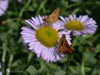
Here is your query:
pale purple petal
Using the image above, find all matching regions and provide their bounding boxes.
[25,20,37,29]
[0,0,8,16]
[79,15,89,23]
[69,15,75,20]
[59,16,67,22]
[73,31,81,35]
[52,20,64,31]
[17,0,22,3]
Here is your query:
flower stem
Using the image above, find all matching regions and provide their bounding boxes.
[81,52,85,75]
[17,0,32,22]
[90,55,100,75]
[6,54,14,75]
[23,52,34,72]
[1,43,7,74]
[35,0,47,15]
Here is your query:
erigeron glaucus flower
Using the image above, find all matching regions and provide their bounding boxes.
[0,72,2,75]
[17,0,22,3]
[0,0,8,16]
[21,16,71,62]
[0,63,2,75]
[60,15,97,36]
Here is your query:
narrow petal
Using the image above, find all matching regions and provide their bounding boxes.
[59,16,67,22]
[0,0,8,16]
[52,21,64,31]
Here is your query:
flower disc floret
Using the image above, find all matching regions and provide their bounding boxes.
[36,25,59,47]
[65,20,84,30]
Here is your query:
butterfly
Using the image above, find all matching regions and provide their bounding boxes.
[43,8,60,24]
[58,34,73,54]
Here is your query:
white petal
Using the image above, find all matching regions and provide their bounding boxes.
[52,21,64,30]
[21,32,35,37]
[59,30,71,38]
[28,41,37,50]
[80,15,89,23]
[65,17,69,22]
[33,42,44,56]
[25,20,37,29]
[73,15,76,20]
[58,31,71,45]
[73,31,81,35]
[0,72,2,75]
[38,15,44,24]
[69,15,74,20]
[59,16,67,23]
[77,15,82,21]
[0,0,8,16]
[21,27,35,33]
[84,19,96,25]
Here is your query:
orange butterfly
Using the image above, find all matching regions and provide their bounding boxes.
[43,8,60,24]
[58,34,73,54]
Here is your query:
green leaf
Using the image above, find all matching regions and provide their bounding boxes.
[95,44,100,53]
[55,69,66,75]
[26,65,38,75]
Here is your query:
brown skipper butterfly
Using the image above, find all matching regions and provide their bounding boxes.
[58,34,73,54]
[43,8,60,24]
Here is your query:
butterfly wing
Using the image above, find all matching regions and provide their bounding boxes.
[58,34,73,54]
[43,8,60,24]
[64,39,73,54]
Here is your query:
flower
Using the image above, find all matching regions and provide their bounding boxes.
[0,72,2,75]
[0,63,2,75]
[60,15,97,36]
[0,62,1,68]
[17,0,22,3]
[0,0,8,16]
[21,16,71,62]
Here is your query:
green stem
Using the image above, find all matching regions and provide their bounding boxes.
[23,52,34,72]
[38,61,45,73]
[94,34,100,42]
[6,54,14,75]
[66,55,71,73]
[1,43,7,74]
[17,0,32,22]
[67,4,80,9]
[91,57,100,75]
[81,52,85,75]
[35,0,47,15]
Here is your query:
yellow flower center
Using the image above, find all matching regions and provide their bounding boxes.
[36,25,59,47]
[65,20,84,30]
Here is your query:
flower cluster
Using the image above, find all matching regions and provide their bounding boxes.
[21,9,97,62]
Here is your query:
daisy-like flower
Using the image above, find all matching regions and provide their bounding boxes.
[17,0,22,3]
[0,0,8,16]
[0,63,2,75]
[60,15,97,36]
[0,72,2,75]
[21,16,71,62]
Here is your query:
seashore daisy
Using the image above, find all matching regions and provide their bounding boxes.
[21,16,71,62]
[0,72,2,75]
[0,63,2,75]
[0,0,8,16]
[60,15,97,36]
[17,0,22,3]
